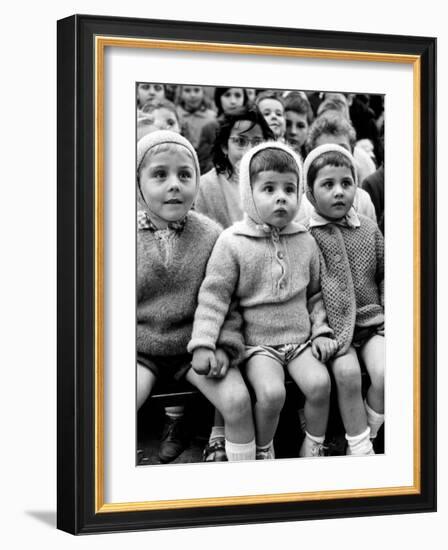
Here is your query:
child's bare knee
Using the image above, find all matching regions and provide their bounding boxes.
[333,361,361,394]
[306,372,331,403]
[221,387,252,424]
[256,384,286,413]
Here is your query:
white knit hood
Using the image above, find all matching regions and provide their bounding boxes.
[238,140,304,225]
[303,143,358,212]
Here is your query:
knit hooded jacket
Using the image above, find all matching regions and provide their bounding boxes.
[303,144,384,356]
[188,141,333,353]
[137,130,244,363]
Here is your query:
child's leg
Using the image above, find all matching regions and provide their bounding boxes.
[330,348,374,455]
[245,355,286,449]
[185,367,255,461]
[137,362,157,410]
[330,347,367,436]
[287,347,331,457]
[360,334,384,414]
[360,334,385,438]
[287,347,331,438]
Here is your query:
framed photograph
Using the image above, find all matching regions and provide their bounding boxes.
[57,14,436,534]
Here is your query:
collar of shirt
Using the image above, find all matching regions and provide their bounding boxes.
[309,207,361,229]
[137,210,187,233]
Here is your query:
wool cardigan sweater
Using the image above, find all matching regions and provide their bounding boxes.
[137,207,244,363]
[309,216,384,356]
[303,143,384,356]
[189,140,332,353]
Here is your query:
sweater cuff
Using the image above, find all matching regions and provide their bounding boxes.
[310,325,334,341]
[187,338,216,354]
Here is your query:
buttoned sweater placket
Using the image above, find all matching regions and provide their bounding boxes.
[270,230,287,295]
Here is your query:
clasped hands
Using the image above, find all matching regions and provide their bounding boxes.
[191,347,230,378]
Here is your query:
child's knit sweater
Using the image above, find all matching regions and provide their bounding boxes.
[137,210,243,362]
[310,214,384,356]
[188,217,333,351]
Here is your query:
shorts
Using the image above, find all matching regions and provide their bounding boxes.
[352,326,384,349]
[244,341,310,368]
[137,352,192,382]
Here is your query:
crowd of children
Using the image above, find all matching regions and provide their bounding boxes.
[136,83,385,465]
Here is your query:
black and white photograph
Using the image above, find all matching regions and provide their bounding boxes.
[135,82,385,466]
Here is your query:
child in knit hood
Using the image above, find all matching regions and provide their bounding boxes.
[189,141,338,459]
[137,130,256,463]
[304,143,385,456]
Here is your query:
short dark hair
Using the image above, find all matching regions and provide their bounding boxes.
[284,93,314,125]
[250,147,300,182]
[214,87,249,116]
[213,106,275,176]
[306,150,356,190]
[306,111,357,153]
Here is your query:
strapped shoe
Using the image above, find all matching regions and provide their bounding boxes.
[203,437,227,462]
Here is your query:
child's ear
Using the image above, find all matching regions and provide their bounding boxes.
[221,143,228,155]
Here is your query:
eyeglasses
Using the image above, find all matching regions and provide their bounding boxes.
[228,136,264,148]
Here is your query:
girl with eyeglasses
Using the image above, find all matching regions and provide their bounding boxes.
[195,106,274,230]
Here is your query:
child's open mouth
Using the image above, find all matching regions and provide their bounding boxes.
[165,199,183,204]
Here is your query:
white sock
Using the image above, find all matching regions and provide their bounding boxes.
[256,440,275,459]
[225,439,256,461]
[346,427,375,456]
[209,426,225,442]
[364,399,384,439]
[299,431,325,457]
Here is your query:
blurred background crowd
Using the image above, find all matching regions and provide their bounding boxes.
[136,83,384,233]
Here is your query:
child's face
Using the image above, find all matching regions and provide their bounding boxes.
[314,132,351,152]
[220,88,245,115]
[137,108,180,141]
[258,98,286,139]
[312,164,356,220]
[181,86,204,110]
[137,83,165,107]
[252,170,298,229]
[285,111,309,151]
[224,121,264,171]
[139,147,196,227]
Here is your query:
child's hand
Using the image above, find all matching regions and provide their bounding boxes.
[209,348,230,379]
[191,347,216,375]
[311,337,338,363]
[376,323,385,337]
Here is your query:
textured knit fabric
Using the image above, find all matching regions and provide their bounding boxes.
[310,214,384,356]
[195,168,243,229]
[137,209,244,363]
[188,217,333,350]
[176,105,217,149]
[189,141,331,353]
[137,130,200,183]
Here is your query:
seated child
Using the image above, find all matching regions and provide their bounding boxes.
[189,141,337,459]
[303,143,385,456]
[137,130,256,463]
